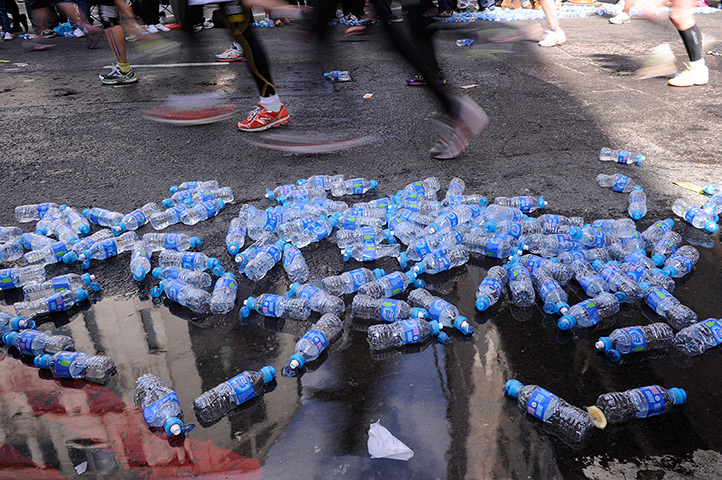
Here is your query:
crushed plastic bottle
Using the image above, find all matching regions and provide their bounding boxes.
[320,267,385,296]
[210,273,237,315]
[226,217,247,255]
[130,244,152,281]
[593,385,686,424]
[398,177,441,200]
[158,250,219,273]
[3,329,74,355]
[282,313,343,377]
[180,199,225,226]
[193,366,275,424]
[591,261,642,303]
[672,199,719,233]
[156,279,212,314]
[152,266,212,289]
[400,229,464,264]
[80,231,138,264]
[150,204,188,230]
[619,262,675,292]
[599,147,644,165]
[15,203,60,223]
[170,180,219,194]
[351,295,427,322]
[23,273,96,301]
[277,186,327,205]
[20,232,55,251]
[330,178,378,197]
[570,259,609,297]
[650,231,682,267]
[463,231,520,259]
[23,240,74,266]
[241,294,311,321]
[596,323,675,363]
[288,283,345,314]
[297,174,345,190]
[83,207,124,228]
[343,243,401,263]
[367,318,448,351]
[14,289,89,319]
[607,243,655,270]
[557,292,620,330]
[505,260,535,307]
[142,233,202,252]
[493,195,546,213]
[531,268,569,314]
[428,204,477,234]
[662,245,699,278]
[134,373,193,436]
[335,226,394,249]
[35,350,116,384]
[556,248,610,265]
[522,233,582,258]
[672,318,722,356]
[518,254,574,285]
[407,288,472,334]
[113,203,162,234]
[640,219,675,245]
[324,70,352,82]
[639,282,697,330]
[596,174,639,193]
[357,270,419,299]
[475,266,508,312]
[190,187,235,206]
[412,245,469,275]
[0,239,24,263]
[282,243,309,284]
[244,240,285,281]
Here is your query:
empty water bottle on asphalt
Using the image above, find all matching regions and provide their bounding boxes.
[535,214,585,233]
[159,250,219,273]
[428,204,476,234]
[591,261,642,303]
[506,260,536,307]
[607,243,654,270]
[640,218,675,245]
[34,350,116,384]
[475,266,508,312]
[0,240,24,263]
[412,245,469,275]
[288,283,345,314]
[336,226,394,249]
[531,268,569,314]
[662,245,699,278]
[401,229,464,264]
[464,231,519,259]
[114,203,162,234]
[163,188,201,207]
[190,187,235,206]
[639,282,697,330]
[518,254,573,285]
[142,232,202,252]
[3,329,74,355]
[650,231,682,266]
[456,38,475,46]
[571,259,609,297]
[672,318,722,356]
[596,323,675,363]
[277,186,327,205]
[130,244,152,281]
[155,279,212,313]
[351,295,426,322]
[150,204,188,230]
[628,187,647,220]
[324,70,351,82]
[386,216,423,245]
[83,207,124,228]
[14,289,89,319]
[0,312,35,334]
[226,217,247,255]
[398,177,441,200]
[523,233,582,258]
[241,294,311,321]
[244,240,285,281]
[81,231,138,263]
[23,273,96,301]
[193,366,275,424]
[287,218,337,249]
[152,266,212,289]
[181,199,225,226]
[330,178,378,197]
[357,270,419,299]
[592,385,686,424]
[703,194,722,216]
[599,147,644,165]
[596,174,639,193]
[591,218,637,238]
[367,318,448,351]
[321,267,385,296]
[557,292,620,330]
[209,273,237,315]
[619,262,675,292]
[283,313,343,377]
[282,243,309,284]
[24,240,74,266]
[297,174,345,190]
[344,243,401,263]
[557,248,610,265]
[672,199,719,233]
[407,288,472,334]
[134,374,193,436]
[15,203,60,223]
[20,232,55,251]
[493,195,546,213]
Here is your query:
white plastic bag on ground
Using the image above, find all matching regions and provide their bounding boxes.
[367,420,414,461]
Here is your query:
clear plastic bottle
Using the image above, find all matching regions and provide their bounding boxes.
[113,203,162,234]
[662,245,699,278]
[628,187,647,220]
[428,204,476,234]
[619,263,675,293]
[407,287,472,334]
[158,250,218,273]
[485,219,538,239]
[401,229,464,264]
[570,226,614,249]
[650,231,683,266]
[210,273,238,315]
[286,218,337,249]
[456,38,475,46]
[522,234,582,258]
[61,207,91,236]
[639,282,697,330]
[335,226,394,249]
[357,270,419,299]
[282,313,344,377]
[531,268,569,314]
[226,217,247,255]
[594,386,686,424]
[142,233,202,252]
[134,374,193,436]
[193,366,275,424]
[475,266,508,312]
[596,323,675,362]
[155,279,212,313]
[703,194,722,216]
[506,260,535,307]
[504,379,597,444]
[265,184,297,202]
[63,230,114,265]
[463,231,519,259]
[82,207,124,228]
[83,231,139,262]
[591,218,638,238]
[599,147,644,165]
[244,240,285,281]
[386,216,422,245]
[641,219,675,245]
[442,194,488,208]
[190,187,235,206]
[557,292,619,330]
[412,245,468,275]
[34,351,116,384]
[23,240,74,265]
[170,180,218,194]
[672,199,719,233]
[277,186,327,205]
[0,265,47,290]
[282,243,309,284]
[163,188,202,207]
[607,243,655,270]
[277,215,322,241]
[591,261,642,303]
[343,243,401,263]
[14,289,89,319]
[130,243,152,281]
[0,312,35,334]
[297,174,345,190]
[23,273,95,301]
[324,70,352,82]
[330,178,378,197]
[399,177,441,199]
[482,204,525,229]
[367,318,447,351]
[241,294,311,321]
[152,266,212,289]
[596,173,639,192]
[321,267,385,296]
[351,295,426,322]
[493,195,546,213]
[445,177,466,197]
[20,232,55,250]
[518,254,573,285]
[557,248,610,265]
[288,283,345,314]
[150,204,188,230]
[15,203,60,223]
[0,226,22,243]
[0,240,24,263]
[534,214,584,233]
[2,329,75,355]
[672,318,722,356]
[180,199,226,226]
[570,259,609,297]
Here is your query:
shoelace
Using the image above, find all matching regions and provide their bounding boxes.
[245,106,264,120]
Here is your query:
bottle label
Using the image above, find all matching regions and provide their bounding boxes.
[100,239,118,258]
[556,234,575,252]
[431,252,451,272]
[361,244,377,262]
[684,207,704,225]
[351,179,364,195]
[88,208,102,224]
[202,201,217,218]
[360,227,377,246]
[658,240,677,255]
[178,191,193,202]
[428,298,450,320]
[181,252,197,270]
[539,280,560,299]
[51,275,72,292]
[37,203,52,218]
[50,242,69,259]
[414,238,432,259]
[453,231,464,244]
[166,281,183,302]
[311,223,329,242]
[131,210,147,226]
[623,326,646,352]
[565,251,586,262]
[349,269,368,290]
[263,212,278,231]
[312,177,326,189]
[646,288,671,310]
[509,265,529,280]
[398,210,413,222]
[0,269,18,289]
[704,319,722,345]
[264,244,283,263]
[590,229,606,248]
[671,255,694,274]
[343,216,358,230]
[165,233,180,250]
[449,182,463,194]
[617,150,630,163]
[639,386,666,416]
[282,247,301,269]
[380,300,400,322]
[411,182,425,195]
[164,267,181,280]
[624,251,647,266]
[227,226,244,237]
[228,373,255,405]
[261,295,280,316]
[447,194,461,206]
[579,299,599,323]
[47,293,67,312]
[525,256,545,271]
[373,198,390,210]
[186,181,199,190]
[518,197,532,212]
[623,264,645,283]
[17,329,42,354]
[612,174,630,192]
[600,264,624,284]
[578,275,602,294]
[142,391,179,425]
[297,216,314,229]
[654,220,671,235]
[198,191,214,203]
[507,222,523,239]
[445,211,460,228]
[544,215,560,229]
[527,387,556,422]
[302,329,327,352]
[387,273,406,296]
[299,285,321,300]
[401,319,422,344]
[485,236,503,258]
[481,278,503,297]
[53,351,79,378]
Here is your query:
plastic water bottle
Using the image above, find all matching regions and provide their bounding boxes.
[335,226,394,249]
[504,379,597,444]
[607,243,654,270]
[455,38,475,46]
[506,260,535,307]
[158,250,219,273]
[531,268,569,314]
[628,187,647,220]
[343,243,401,263]
[412,245,469,275]
[244,240,285,281]
[534,214,584,233]
[485,219,538,238]
[180,199,225,226]
[84,231,139,262]
[557,292,619,330]
[386,216,423,245]
[650,231,682,266]
[210,273,237,315]
[170,180,218,194]
[321,267,385,295]
[324,70,352,82]
[401,230,464,264]
[672,199,719,233]
[596,323,675,362]
[367,318,447,351]
[163,188,202,207]
[493,196,546,213]
[619,262,675,293]
[357,270,419,299]
[83,207,124,228]
[20,232,55,251]
[351,295,426,322]
[287,218,337,249]
[593,385,686,424]
[297,174,345,190]
[703,194,722,216]
[483,204,525,229]
[14,289,89,319]
[193,366,276,424]
[265,184,297,201]
[190,187,235,206]
[234,231,278,268]
[277,186,327,205]
[329,178,377,197]
[0,240,24,263]
[282,314,343,377]
[523,233,582,258]
[445,177,466,197]
[442,194,488,208]
[150,204,188,230]
[130,244,152,281]
[226,217,247,255]
[392,207,438,228]
[113,203,162,234]
[306,198,349,216]
[463,231,519,259]
[152,266,212,289]
[0,312,35,334]
[641,219,675,245]
[639,282,697,330]
[282,243,309,284]
[570,226,613,249]
[662,245,699,278]
[399,177,441,199]
[596,174,639,193]
[557,248,610,265]
[672,318,722,356]
[428,205,476,234]
[15,203,60,223]
[34,350,116,384]
[277,215,322,241]
[0,265,46,290]
[571,259,609,297]
[591,218,638,238]
[408,288,472,334]
[61,207,91,236]
[475,266,508,312]
[157,279,212,313]
[141,233,201,252]
[63,230,113,263]
[288,283,345,314]
[591,261,642,303]
[518,254,573,285]
[23,241,74,265]
[23,273,95,301]
[241,294,311,321]
[620,231,647,252]
[599,147,644,165]
[134,374,193,436]
[3,329,75,355]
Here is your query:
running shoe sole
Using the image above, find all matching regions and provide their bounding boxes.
[237,115,291,132]
[215,57,246,62]
[142,105,237,125]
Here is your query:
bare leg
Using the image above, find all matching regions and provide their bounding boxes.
[537,0,565,46]
[105,25,127,63]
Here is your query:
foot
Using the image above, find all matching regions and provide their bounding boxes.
[73,27,86,37]
[609,11,630,24]
[100,64,138,85]
[215,44,246,62]
[155,23,171,32]
[539,28,566,47]
[3,32,13,41]
[668,63,709,87]
[635,43,677,79]
[431,95,490,159]
[146,24,158,33]
[237,103,291,132]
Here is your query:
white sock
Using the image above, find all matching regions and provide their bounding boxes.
[260,94,281,112]
[690,59,706,70]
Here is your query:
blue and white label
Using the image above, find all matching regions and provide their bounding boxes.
[0,269,18,289]
[507,222,523,239]
[703,319,722,345]
[202,201,217,217]
[545,215,560,229]
[47,293,66,312]
[525,256,545,271]
[50,242,69,259]
[481,278,503,297]
[166,281,183,302]
[414,238,432,259]
[343,216,358,230]
[100,239,118,258]
[539,280,560,299]
[351,179,364,195]
[311,224,329,242]
[556,234,575,252]
[131,210,147,226]
[263,213,278,231]
[360,227,377,246]
[283,247,301,268]
[379,300,400,322]
[302,329,328,352]
[215,276,237,292]
[591,229,606,248]
[518,197,532,212]
[617,150,630,163]
[428,298,450,319]
[684,207,704,225]
[264,244,283,262]
[484,237,503,258]
[447,194,461,206]
[51,275,72,292]
[198,191,214,203]
[261,295,280,317]
[299,285,321,301]
[612,174,630,192]
[509,265,529,280]
[623,326,646,352]
[639,386,666,416]
[578,275,602,294]
[431,252,451,272]
[37,203,52,217]
[624,251,647,266]
[142,391,179,425]
[53,351,79,378]
[165,233,181,250]
[181,252,197,270]
[672,255,694,274]
[623,264,645,283]
[228,373,255,405]
[579,299,599,324]
[361,244,377,262]
[646,288,671,311]
[349,269,368,290]
[444,211,460,228]
[527,387,556,422]
[411,182,425,195]
[88,209,102,224]
[386,273,406,296]
[400,319,422,344]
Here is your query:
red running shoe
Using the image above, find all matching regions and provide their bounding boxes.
[237,103,291,132]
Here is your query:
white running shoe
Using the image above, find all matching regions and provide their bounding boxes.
[668,63,709,87]
[3,32,13,40]
[635,43,677,79]
[214,44,246,62]
[539,28,566,47]
[155,23,170,32]
[609,11,631,24]
[146,24,158,34]
[72,27,85,37]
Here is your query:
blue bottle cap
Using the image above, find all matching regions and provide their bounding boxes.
[428,319,440,335]
[152,267,164,279]
[410,308,427,319]
[398,252,408,269]
[190,237,202,248]
[413,263,426,274]
[428,223,440,235]
[668,387,687,405]
[651,254,665,267]
[150,287,162,298]
[34,354,52,369]
[10,317,30,330]
[504,379,524,398]
[288,282,301,297]
[568,226,582,240]
[557,315,576,330]
[635,154,644,166]
[605,349,621,364]
[239,306,250,318]
[80,273,92,285]
[164,417,184,436]
[591,259,605,271]
[342,247,352,262]
[81,260,91,270]
[663,218,674,229]
[170,185,179,194]
[537,196,546,209]
[82,208,91,218]
[596,337,612,352]
[112,223,127,235]
[556,303,569,315]
[542,302,557,315]
[36,228,47,236]
[662,266,675,277]
[368,180,379,189]
[437,331,450,344]
[80,224,91,235]
[454,316,472,334]
[296,179,307,186]
[216,199,226,210]
[475,297,490,312]
[207,257,221,269]
[162,198,173,208]
[89,282,102,292]
[384,229,396,245]
[62,252,78,264]
[228,243,240,256]
[3,331,18,345]
[479,197,489,207]
[259,365,276,383]
[75,289,89,302]
[288,353,306,370]
[222,272,236,281]
[485,220,496,233]
[282,365,299,378]
[133,268,146,281]
[704,221,719,233]
[245,296,257,310]
[631,210,644,221]
[212,265,225,276]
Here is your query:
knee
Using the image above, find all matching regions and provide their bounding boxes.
[669,9,692,29]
